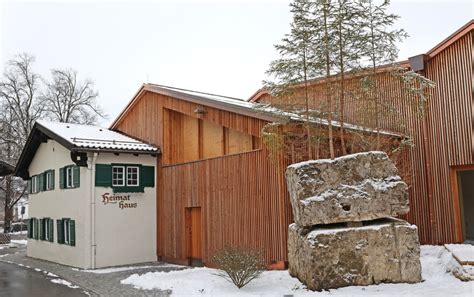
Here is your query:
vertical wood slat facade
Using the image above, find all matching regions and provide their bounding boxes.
[251,25,474,244]
[114,90,292,264]
[111,23,472,266]
[161,149,291,264]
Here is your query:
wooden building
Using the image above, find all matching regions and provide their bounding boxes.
[108,21,472,267]
[249,20,474,245]
[111,84,399,266]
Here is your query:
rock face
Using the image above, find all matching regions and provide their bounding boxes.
[286,151,409,226]
[288,218,422,291]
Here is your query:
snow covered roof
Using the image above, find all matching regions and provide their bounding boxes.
[111,83,402,137]
[36,120,158,153]
[15,120,159,179]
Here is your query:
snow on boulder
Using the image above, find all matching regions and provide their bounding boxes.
[286,151,409,226]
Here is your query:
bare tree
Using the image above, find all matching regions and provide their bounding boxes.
[42,69,106,124]
[0,53,42,232]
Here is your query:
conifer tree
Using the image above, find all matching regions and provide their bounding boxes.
[359,0,408,149]
[331,0,361,155]
[264,0,319,157]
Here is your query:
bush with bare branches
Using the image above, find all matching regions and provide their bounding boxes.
[210,246,266,289]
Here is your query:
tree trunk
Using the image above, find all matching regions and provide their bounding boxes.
[323,1,335,159]
[3,176,12,233]
[338,26,347,155]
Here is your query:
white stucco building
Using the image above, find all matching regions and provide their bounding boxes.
[15,120,159,269]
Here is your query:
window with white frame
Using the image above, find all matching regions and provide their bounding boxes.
[31,176,38,193]
[44,219,50,241]
[63,219,70,244]
[126,166,139,186]
[32,218,38,238]
[112,166,125,186]
[45,171,54,190]
[66,167,74,188]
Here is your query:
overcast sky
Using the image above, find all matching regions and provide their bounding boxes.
[1,0,472,126]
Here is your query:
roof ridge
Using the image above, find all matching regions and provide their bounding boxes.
[146,83,245,102]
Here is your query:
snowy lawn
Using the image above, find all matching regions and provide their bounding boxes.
[121,246,473,296]
[11,239,27,245]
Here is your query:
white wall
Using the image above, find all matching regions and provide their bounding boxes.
[27,139,92,269]
[27,139,157,269]
[94,153,157,268]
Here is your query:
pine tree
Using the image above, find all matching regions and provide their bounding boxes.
[331,0,361,155]
[359,0,408,149]
[263,0,319,158]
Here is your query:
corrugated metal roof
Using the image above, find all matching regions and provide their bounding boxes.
[37,120,158,152]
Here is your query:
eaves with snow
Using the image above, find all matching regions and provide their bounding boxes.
[15,120,159,179]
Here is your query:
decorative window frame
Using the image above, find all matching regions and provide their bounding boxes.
[112,166,126,186]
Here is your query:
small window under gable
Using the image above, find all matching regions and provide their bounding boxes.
[126,166,139,186]
[112,166,125,186]
[95,164,155,193]
[66,167,74,188]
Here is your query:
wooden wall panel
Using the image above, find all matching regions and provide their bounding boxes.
[202,120,224,159]
[161,149,291,265]
[228,129,253,154]
[254,30,474,244]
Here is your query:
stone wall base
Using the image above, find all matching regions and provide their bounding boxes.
[288,218,422,291]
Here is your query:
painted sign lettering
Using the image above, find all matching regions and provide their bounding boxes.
[101,193,138,209]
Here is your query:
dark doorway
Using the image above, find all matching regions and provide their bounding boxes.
[459,170,474,243]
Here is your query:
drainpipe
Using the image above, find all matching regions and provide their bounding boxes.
[89,153,98,269]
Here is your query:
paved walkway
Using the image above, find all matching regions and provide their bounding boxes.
[0,245,187,296]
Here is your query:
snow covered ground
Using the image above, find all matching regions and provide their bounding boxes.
[121,245,473,296]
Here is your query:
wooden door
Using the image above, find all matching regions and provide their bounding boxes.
[186,207,202,261]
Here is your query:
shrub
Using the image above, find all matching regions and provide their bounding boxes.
[210,246,266,289]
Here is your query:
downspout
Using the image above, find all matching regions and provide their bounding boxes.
[89,153,98,269]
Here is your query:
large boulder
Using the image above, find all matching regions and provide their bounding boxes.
[286,151,409,226]
[288,218,422,291]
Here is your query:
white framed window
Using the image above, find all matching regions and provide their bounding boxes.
[46,171,54,190]
[44,219,50,241]
[32,218,38,238]
[126,166,139,186]
[112,166,125,186]
[31,176,38,193]
[66,167,74,188]
[63,219,70,244]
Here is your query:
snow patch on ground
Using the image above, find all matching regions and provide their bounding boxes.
[51,278,80,289]
[121,246,473,296]
[11,239,27,245]
[445,244,474,263]
[47,272,59,277]
[81,264,181,274]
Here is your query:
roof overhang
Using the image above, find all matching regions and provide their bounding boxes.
[0,161,14,176]
[110,84,281,130]
[15,121,160,179]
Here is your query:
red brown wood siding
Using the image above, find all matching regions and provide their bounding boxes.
[254,29,474,244]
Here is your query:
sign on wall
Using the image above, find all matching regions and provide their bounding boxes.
[101,193,139,209]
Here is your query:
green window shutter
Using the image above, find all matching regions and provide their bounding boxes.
[27,218,32,238]
[141,166,155,187]
[50,170,55,190]
[57,219,64,244]
[34,218,39,240]
[28,180,32,194]
[49,219,54,242]
[73,166,80,188]
[38,174,44,192]
[40,219,45,240]
[59,167,65,189]
[69,220,76,246]
[95,164,112,187]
